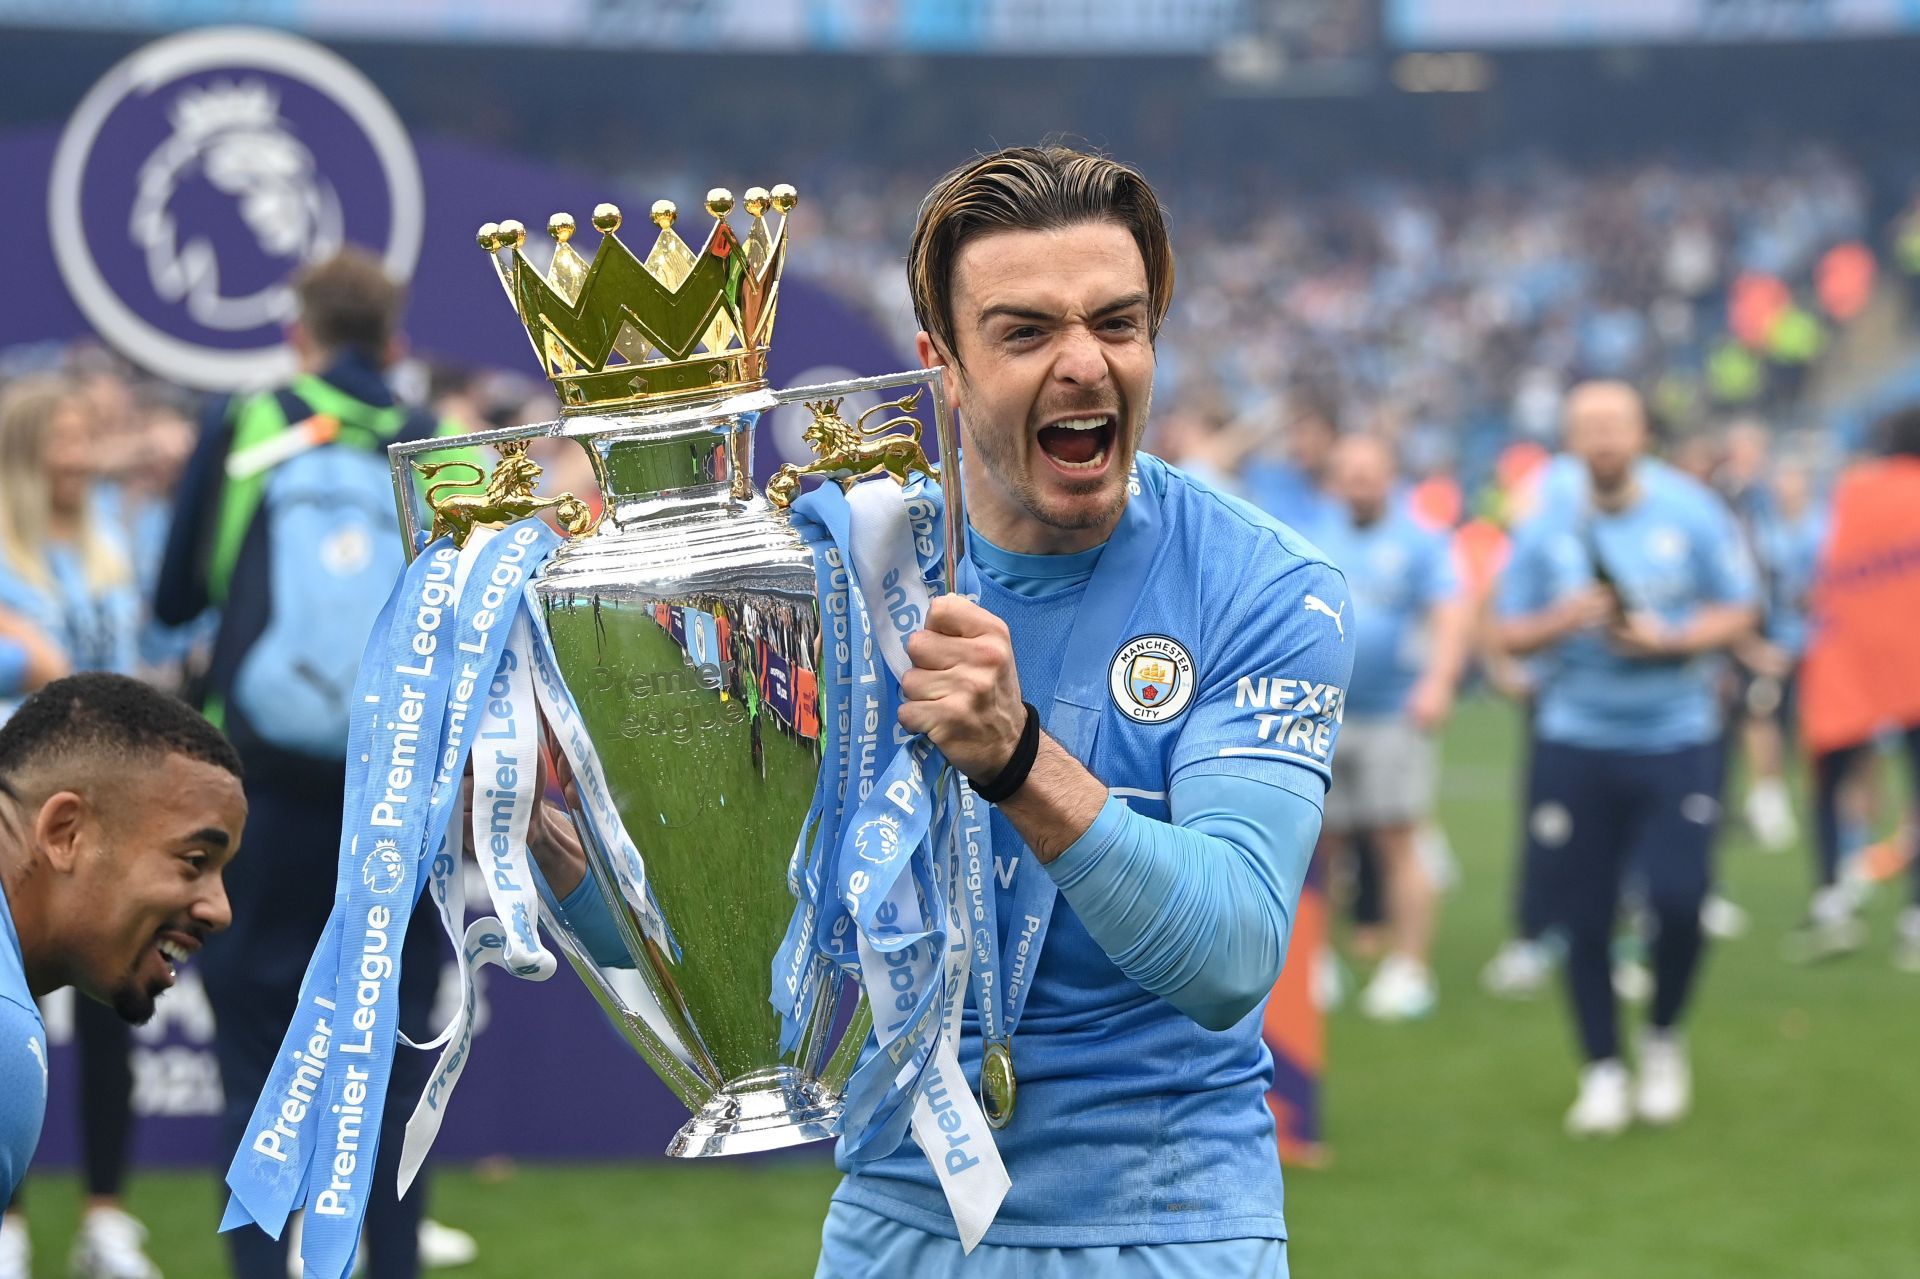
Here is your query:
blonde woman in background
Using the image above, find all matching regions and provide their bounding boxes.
[0,376,164,1279]
[0,378,141,692]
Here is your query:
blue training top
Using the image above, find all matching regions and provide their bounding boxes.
[1756,504,1827,658]
[829,453,1352,1249]
[0,538,141,709]
[0,878,48,1206]
[1498,461,1757,752]
[1316,507,1458,718]
[1240,459,1340,548]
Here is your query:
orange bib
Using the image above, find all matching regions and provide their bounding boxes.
[1800,457,1920,754]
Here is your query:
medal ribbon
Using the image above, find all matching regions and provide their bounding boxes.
[958,465,1165,1094]
[767,477,1012,1248]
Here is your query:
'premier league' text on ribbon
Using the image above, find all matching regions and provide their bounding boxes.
[225,522,564,1279]
[315,528,540,1230]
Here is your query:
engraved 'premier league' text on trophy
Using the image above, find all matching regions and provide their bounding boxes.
[388,187,965,1156]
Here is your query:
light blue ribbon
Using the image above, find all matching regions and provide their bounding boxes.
[224,521,560,1279]
[956,468,1164,1061]
[220,562,410,1241]
[768,477,955,1160]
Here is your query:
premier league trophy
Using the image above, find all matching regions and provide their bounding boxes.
[387,186,965,1157]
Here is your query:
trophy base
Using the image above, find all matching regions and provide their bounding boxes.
[667,1066,842,1158]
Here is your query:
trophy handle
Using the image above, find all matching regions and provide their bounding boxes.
[388,421,604,560]
[763,365,965,591]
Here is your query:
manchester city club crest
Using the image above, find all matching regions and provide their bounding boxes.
[1108,634,1196,724]
[48,28,422,390]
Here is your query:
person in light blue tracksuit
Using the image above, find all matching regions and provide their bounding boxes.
[532,147,1349,1279]
[1735,457,1825,857]
[1496,381,1757,1140]
[1314,434,1469,1022]
[524,149,1354,1279]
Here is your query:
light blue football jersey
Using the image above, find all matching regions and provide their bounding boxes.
[1533,451,1590,515]
[0,542,141,714]
[1,878,48,1205]
[1317,508,1457,718]
[829,452,1352,1249]
[1498,462,1756,753]
[1241,459,1340,549]
[1756,504,1827,658]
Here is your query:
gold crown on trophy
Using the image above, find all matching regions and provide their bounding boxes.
[476,184,795,413]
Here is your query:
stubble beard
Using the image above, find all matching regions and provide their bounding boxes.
[1590,461,1635,506]
[77,836,164,1025]
[108,971,159,1026]
[966,392,1146,535]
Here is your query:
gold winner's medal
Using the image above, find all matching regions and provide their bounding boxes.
[982,1040,1017,1129]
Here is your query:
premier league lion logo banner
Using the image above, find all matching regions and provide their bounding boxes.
[47,27,423,391]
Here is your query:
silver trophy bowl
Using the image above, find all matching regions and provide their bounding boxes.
[389,368,963,1156]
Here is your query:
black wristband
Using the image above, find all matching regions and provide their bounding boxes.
[968,702,1040,804]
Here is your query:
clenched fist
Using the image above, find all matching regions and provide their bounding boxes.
[897,594,1028,784]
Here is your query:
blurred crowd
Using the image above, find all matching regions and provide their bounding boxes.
[0,154,1888,688]
[0,356,204,700]
[776,145,1895,480]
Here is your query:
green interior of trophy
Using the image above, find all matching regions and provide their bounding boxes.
[542,591,822,1085]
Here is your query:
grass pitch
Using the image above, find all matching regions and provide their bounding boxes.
[17,698,1919,1277]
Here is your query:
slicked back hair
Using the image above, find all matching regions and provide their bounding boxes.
[0,673,241,800]
[907,145,1175,364]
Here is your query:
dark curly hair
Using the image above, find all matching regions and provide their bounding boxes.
[0,673,240,796]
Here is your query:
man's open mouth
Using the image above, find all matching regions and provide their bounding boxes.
[150,929,199,986]
[1036,415,1116,472]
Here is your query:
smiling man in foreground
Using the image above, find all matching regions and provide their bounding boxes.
[0,673,246,1203]
[814,146,1352,1277]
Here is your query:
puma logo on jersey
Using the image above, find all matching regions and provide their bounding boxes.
[26,1035,45,1086]
[1303,594,1345,638]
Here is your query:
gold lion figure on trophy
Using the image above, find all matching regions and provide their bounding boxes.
[416,441,599,545]
[767,391,938,509]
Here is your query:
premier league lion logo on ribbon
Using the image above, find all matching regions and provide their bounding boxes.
[360,839,406,897]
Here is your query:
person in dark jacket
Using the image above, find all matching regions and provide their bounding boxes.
[154,250,469,1279]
